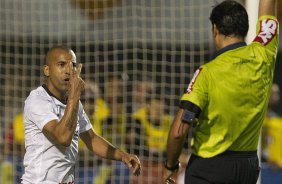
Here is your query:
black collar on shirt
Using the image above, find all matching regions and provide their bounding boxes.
[42,84,67,105]
[212,42,246,60]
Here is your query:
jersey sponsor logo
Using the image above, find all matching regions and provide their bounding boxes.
[255,19,278,45]
[186,68,202,93]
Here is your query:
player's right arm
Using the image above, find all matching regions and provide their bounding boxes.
[43,63,85,147]
[259,0,277,17]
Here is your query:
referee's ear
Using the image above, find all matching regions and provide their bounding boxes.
[43,65,50,77]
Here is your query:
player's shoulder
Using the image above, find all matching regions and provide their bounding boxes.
[25,86,51,105]
[198,62,212,74]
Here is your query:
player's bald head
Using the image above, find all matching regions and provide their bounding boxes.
[44,45,75,65]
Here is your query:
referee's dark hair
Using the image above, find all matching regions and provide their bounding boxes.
[209,0,249,39]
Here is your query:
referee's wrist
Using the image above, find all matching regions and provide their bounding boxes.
[164,160,180,172]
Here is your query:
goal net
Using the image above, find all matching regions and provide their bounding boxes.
[0,0,235,183]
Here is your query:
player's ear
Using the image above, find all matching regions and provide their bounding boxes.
[43,65,50,77]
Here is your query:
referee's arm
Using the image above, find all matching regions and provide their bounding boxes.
[259,0,277,17]
[166,100,201,166]
[165,108,190,169]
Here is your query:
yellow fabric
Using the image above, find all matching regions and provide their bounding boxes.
[13,113,25,143]
[133,107,172,152]
[79,98,126,150]
[93,165,112,184]
[92,98,126,146]
[264,117,282,166]
[79,98,109,149]
[0,161,13,184]
[180,15,279,158]
[93,98,110,136]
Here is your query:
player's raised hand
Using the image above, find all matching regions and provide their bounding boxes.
[68,62,85,97]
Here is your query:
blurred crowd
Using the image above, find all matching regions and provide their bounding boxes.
[261,83,282,183]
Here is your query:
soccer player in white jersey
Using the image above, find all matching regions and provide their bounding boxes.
[21,45,141,184]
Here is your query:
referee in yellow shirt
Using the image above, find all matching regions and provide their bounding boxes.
[164,0,279,184]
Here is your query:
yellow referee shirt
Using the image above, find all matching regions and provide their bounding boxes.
[181,15,279,158]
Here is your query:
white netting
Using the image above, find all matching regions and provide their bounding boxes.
[0,0,228,183]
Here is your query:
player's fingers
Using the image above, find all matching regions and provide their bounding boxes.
[165,177,175,184]
[68,62,74,77]
[132,162,141,176]
[132,165,140,176]
[129,155,141,166]
[123,155,140,176]
[132,155,141,165]
[130,156,141,176]
[76,63,82,76]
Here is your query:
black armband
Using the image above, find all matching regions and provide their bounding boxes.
[164,160,180,172]
[181,109,196,125]
[179,101,201,125]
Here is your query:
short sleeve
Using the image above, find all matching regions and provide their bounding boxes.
[78,102,93,134]
[24,95,58,131]
[180,67,208,110]
[254,15,279,61]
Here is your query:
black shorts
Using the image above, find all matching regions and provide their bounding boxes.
[185,151,260,184]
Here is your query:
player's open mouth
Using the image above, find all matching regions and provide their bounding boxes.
[64,78,70,82]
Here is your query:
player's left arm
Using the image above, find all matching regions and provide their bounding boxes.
[80,129,141,176]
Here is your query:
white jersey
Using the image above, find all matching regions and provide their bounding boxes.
[21,85,92,184]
